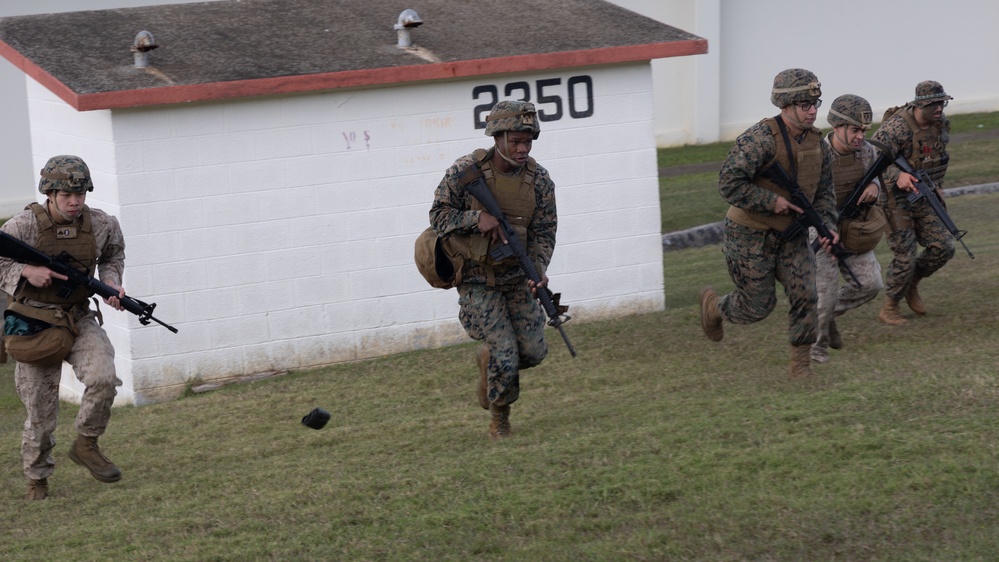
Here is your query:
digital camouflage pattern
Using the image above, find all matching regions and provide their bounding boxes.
[484,100,541,139]
[0,201,125,481]
[827,94,873,130]
[458,281,547,406]
[810,135,885,361]
[720,220,817,345]
[38,155,94,194]
[429,148,557,406]
[429,151,556,287]
[884,209,955,301]
[717,122,837,228]
[770,68,821,108]
[912,80,952,106]
[715,117,836,346]
[871,101,954,302]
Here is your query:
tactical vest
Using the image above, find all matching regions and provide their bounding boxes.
[900,107,949,183]
[831,149,866,207]
[727,117,823,232]
[445,149,537,284]
[16,203,97,306]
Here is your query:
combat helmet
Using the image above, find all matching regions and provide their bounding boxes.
[827,94,873,130]
[38,155,94,194]
[771,68,822,109]
[485,100,540,139]
[912,80,952,107]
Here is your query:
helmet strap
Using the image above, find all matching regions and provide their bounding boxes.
[46,192,78,224]
[495,132,523,170]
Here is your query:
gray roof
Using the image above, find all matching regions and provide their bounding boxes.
[0,0,706,110]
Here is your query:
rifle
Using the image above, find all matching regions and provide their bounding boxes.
[0,231,178,333]
[456,165,577,357]
[890,154,974,259]
[838,142,894,220]
[761,162,861,287]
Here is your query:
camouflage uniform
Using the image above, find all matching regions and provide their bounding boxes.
[701,69,835,379]
[429,102,557,414]
[871,81,955,320]
[0,156,124,492]
[811,137,884,362]
[716,123,835,344]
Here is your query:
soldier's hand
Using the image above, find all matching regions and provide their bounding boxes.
[861,182,880,204]
[897,172,920,193]
[527,274,549,297]
[817,230,840,257]
[21,265,68,288]
[103,280,126,311]
[773,196,802,215]
[477,211,507,244]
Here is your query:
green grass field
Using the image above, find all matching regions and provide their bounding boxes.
[2,114,998,561]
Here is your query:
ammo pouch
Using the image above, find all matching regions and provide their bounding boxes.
[840,204,887,254]
[3,301,78,367]
[414,227,464,290]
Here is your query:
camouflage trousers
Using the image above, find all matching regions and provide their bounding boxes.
[884,202,955,301]
[719,219,817,346]
[14,311,120,480]
[458,280,548,407]
[813,241,883,352]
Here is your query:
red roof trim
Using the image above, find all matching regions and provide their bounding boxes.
[2,38,707,111]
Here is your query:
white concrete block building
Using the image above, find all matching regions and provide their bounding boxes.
[0,0,706,403]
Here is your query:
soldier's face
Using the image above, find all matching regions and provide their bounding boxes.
[497,131,534,163]
[918,102,945,124]
[835,125,866,151]
[49,190,86,220]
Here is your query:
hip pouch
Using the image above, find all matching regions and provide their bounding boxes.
[3,301,78,367]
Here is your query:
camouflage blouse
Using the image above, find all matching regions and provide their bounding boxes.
[429,149,557,286]
[718,119,837,228]
[0,204,125,299]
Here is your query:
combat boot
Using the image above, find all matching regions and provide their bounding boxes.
[789,345,815,379]
[489,404,511,440]
[878,297,906,326]
[828,319,843,350]
[904,276,926,316]
[69,434,122,483]
[698,287,724,341]
[25,478,48,501]
[476,345,490,410]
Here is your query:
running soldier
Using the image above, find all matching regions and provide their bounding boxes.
[1,155,127,500]
[871,81,955,324]
[811,94,887,363]
[699,68,836,378]
[429,101,557,439]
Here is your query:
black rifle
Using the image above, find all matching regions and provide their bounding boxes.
[761,162,861,287]
[457,165,577,357]
[890,154,974,259]
[838,142,894,220]
[0,231,178,332]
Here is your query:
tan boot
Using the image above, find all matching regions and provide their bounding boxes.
[488,404,511,440]
[789,345,814,379]
[69,435,122,483]
[878,297,906,325]
[828,319,843,350]
[904,276,926,316]
[25,478,48,501]
[476,345,490,410]
[698,287,724,341]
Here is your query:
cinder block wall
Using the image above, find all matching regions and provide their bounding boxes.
[30,62,664,404]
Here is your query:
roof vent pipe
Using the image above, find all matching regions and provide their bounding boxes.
[131,30,158,68]
[394,9,422,48]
